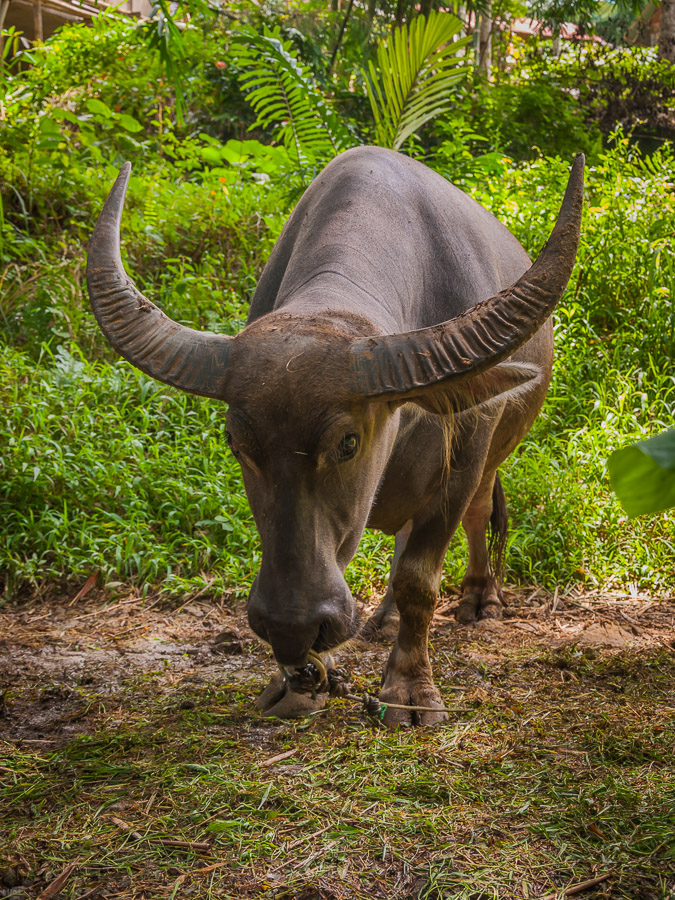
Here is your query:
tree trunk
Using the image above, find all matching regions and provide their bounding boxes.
[33,0,44,43]
[552,31,562,56]
[456,4,467,54]
[478,1,492,80]
[0,0,9,64]
[659,0,675,62]
[330,0,355,71]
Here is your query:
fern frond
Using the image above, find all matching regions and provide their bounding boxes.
[364,11,470,151]
[231,27,354,177]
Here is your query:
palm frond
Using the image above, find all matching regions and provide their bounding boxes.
[364,11,470,151]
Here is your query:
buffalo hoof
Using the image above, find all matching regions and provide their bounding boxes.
[378,680,448,729]
[360,596,400,643]
[456,588,503,625]
[254,673,328,719]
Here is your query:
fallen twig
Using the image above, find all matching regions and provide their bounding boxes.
[36,858,80,900]
[73,886,102,900]
[541,872,612,900]
[551,586,560,614]
[260,749,297,767]
[195,808,231,829]
[192,861,228,874]
[285,824,332,850]
[109,816,212,852]
[109,815,143,841]
[159,839,212,852]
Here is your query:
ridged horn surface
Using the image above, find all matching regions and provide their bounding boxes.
[349,153,585,399]
[87,162,233,399]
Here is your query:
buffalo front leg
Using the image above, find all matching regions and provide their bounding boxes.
[456,472,507,625]
[379,516,456,728]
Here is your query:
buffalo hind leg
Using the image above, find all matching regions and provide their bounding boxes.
[456,473,507,625]
[379,514,457,728]
[360,521,412,643]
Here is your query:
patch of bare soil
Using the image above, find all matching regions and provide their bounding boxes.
[0,591,257,746]
[0,584,672,746]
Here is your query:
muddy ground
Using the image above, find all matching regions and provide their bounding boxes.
[1,586,674,899]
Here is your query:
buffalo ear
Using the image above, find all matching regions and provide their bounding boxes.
[390,361,546,416]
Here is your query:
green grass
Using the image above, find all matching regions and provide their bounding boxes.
[2,630,673,899]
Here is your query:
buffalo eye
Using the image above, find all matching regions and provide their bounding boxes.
[226,431,240,459]
[337,432,360,462]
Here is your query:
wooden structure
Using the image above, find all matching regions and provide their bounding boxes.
[1,0,153,45]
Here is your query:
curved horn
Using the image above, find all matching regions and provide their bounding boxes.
[349,153,584,399]
[87,163,233,399]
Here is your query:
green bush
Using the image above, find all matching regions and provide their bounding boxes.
[453,43,675,165]
[1,14,674,599]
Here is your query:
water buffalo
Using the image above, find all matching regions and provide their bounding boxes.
[87,147,583,727]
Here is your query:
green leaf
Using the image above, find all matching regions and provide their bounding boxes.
[51,107,80,125]
[201,146,223,165]
[86,98,113,118]
[608,430,675,517]
[207,819,245,833]
[117,113,143,133]
[231,25,355,180]
[39,115,61,134]
[363,10,468,151]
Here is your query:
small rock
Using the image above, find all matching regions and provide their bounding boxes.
[476,618,505,633]
[213,629,240,643]
[1,868,20,888]
[577,622,634,649]
[211,630,244,654]
[182,606,204,618]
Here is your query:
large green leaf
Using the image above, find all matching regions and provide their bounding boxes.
[608,429,675,517]
[364,10,470,151]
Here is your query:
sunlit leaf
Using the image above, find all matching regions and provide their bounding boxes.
[86,97,113,118]
[231,25,355,180]
[117,113,143,133]
[363,10,469,150]
[608,430,675,517]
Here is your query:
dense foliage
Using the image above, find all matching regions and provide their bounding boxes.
[1,5,674,600]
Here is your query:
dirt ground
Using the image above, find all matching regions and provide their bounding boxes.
[1,586,673,746]
[1,585,674,899]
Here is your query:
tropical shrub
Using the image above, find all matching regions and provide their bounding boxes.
[455,42,675,165]
[1,11,674,599]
